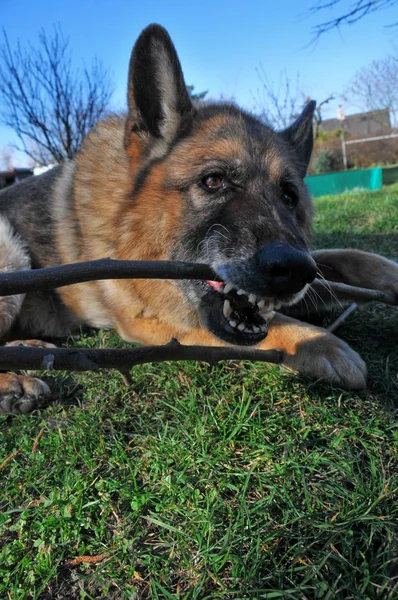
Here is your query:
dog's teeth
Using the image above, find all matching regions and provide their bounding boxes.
[224,283,234,295]
[237,289,246,296]
[248,293,256,305]
[275,301,282,309]
[259,324,267,332]
[223,299,232,318]
[263,310,276,322]
[237,322,246,331]
[252,325,260,333]
[260,302,274,315]
[257,299,265,309]
[229,319,237,328]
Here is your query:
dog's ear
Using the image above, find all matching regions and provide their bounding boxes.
[280,100,316,177]
[126,24,193,146]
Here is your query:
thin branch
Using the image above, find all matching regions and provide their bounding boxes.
[327,302,358,332]
[308,0,398,39]
[311,279,396,305]
[0,343,283,372]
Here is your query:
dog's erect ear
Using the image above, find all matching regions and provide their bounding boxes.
[280,100,316,177]
[126,24,193,144]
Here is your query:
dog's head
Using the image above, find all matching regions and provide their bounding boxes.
[123,24,317,346]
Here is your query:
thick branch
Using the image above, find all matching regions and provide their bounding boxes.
[0,259,395,307]
[0,259,220,296]
[0,344,283,372]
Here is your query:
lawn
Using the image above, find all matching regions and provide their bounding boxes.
[1,185,398,600]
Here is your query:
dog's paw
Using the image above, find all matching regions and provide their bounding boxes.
[283,333,367,389]
[0,373,51,415]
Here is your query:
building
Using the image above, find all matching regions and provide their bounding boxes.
[0,167,34,190]
[321,108,391,136]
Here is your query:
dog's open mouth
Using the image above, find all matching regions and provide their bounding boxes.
[198,280,277,346]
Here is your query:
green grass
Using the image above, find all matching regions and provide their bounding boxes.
[1,185,398,600]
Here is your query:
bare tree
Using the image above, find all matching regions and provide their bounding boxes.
[0,26,114,165]
[345,54,398,126]
[252,67,304,129]
[0,147,14,170]
[311,95,336,137]
[252,69,334,139]
[309,0,398,38]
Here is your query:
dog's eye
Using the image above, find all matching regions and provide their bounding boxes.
[282,188,298,209]
[202,174,224,191]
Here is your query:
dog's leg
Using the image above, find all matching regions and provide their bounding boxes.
[312,249,398,303]
[179,313,367,390]
[0,216,52,415]
[288,249,398,318]
[264,313,367,389]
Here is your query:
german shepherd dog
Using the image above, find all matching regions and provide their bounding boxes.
[0,24,397,414]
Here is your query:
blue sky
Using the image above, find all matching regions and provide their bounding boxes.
[1,0,397,166]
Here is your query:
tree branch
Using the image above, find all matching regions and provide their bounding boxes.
[0,259,395,307]
[309,0,398,38]
[0,343,283,372]
[0,259,220,296]
[310,279,397,305]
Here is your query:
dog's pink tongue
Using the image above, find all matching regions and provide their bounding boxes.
[206,280,224,292]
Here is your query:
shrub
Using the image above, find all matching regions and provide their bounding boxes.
[312,148,339,173]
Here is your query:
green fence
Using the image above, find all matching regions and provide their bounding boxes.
[305,167,383,198]
[382,165,398,185]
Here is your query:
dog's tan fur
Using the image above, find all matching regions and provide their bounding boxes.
[0,24,397,414]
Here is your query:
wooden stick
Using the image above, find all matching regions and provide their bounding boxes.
[327,303,358,333]
[0,342,283,372]
[0,259,394,306]
[310,280,396,306]
[0,258,219,296]
[0,445,23,471]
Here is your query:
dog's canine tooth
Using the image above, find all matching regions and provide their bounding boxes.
[224,282,234,295]
[260,302,274,315]
[248,293,256,305]
[223,299,232,318]
[263,310,276,322]
[257,299,265,309]
[252,325,260,333]
[237,322,246,331]
[237,289,246,296]
[229,319,237,328]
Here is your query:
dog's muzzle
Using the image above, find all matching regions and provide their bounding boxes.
[195,242,316,346]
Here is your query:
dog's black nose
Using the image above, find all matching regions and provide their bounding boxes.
[256,242,317,295]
